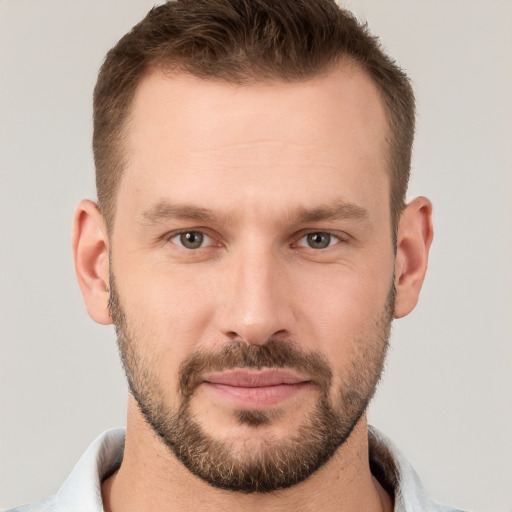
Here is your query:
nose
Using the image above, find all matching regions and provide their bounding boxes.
[216,244,294,345]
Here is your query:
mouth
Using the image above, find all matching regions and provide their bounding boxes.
[201,369,312,409]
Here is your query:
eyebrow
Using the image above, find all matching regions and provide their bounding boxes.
[294,202,369,223]
[141,202,219,224]
[140,200,369,226]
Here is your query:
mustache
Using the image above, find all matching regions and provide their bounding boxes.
[178,338,333,399]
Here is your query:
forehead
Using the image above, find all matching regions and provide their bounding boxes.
[126,62,388,154]
[118,63,390,223]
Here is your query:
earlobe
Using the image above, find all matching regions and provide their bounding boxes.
[393,197,433,319]
[72,199,112,325]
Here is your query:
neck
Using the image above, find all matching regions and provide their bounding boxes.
[102,398,392,512]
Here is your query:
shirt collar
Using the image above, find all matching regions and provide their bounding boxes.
[54,426,455,512]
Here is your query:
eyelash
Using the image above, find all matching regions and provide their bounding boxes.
[167,230,217,250]
[294,231,346,250]
[166,229,348,251]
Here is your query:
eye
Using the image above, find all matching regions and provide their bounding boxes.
[297,232,341,249]
[170,231,212,249]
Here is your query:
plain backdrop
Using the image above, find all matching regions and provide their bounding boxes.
[1,1,511,510]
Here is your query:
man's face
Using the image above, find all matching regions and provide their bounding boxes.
[108,64,395,492]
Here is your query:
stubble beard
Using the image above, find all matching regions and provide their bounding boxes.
[109,274,394,493]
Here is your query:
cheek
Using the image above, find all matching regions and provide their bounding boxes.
[113,261,219,392]
[294,261,393,364]
[117,249,214,324]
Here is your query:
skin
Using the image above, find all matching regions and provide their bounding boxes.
[73,62,432,512]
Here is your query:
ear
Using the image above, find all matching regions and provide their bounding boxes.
[72,199,112,325]
[393,196,434,319]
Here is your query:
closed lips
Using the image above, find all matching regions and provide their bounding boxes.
[203,369,310,387]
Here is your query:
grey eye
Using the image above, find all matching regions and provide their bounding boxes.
[306,232,332,249]
[174,231,206,249]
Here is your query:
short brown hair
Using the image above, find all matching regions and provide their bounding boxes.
[93,0,415,232]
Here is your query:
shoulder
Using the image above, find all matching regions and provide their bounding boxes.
[368,426,467,512]
[4,428,125,512]
[4,497,56,512]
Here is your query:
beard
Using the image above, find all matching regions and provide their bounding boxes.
[109,273,394,493]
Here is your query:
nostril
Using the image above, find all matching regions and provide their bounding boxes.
[224,329,290,346]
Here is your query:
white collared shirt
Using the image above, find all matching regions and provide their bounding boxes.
[7,426,464,512]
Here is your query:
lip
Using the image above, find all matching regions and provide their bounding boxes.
[204,369,308,387]
[201,369,311,408]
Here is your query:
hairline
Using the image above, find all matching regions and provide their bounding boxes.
[102,59,400,242]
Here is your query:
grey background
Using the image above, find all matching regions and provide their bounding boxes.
[1,1,511,510]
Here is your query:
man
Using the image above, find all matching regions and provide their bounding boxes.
[9,1,463,511]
